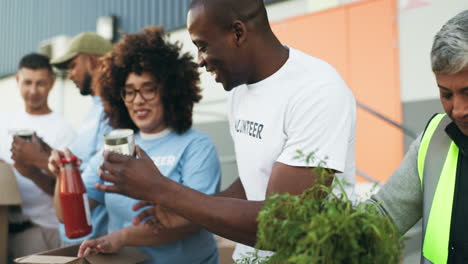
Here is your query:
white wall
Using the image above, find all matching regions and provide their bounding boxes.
[0,75,92,130]
[398,0,468,103]
[167,28,227,124]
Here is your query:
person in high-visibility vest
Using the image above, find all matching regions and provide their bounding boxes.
[368,9,468,264]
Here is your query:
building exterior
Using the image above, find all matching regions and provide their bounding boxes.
[0,0,466,262]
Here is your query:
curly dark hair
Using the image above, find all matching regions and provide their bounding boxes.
[98,26,201,134]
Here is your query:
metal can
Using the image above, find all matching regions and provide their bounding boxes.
[14,129,34,142]
[103,129,135,155]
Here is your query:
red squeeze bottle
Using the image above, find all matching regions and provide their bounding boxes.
[59,156,92,238]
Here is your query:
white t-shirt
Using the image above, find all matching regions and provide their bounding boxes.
[228,47,356,260]
[0,110,76,229]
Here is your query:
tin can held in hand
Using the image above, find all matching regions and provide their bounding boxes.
[14,129,34,142]
[104,129,135,156]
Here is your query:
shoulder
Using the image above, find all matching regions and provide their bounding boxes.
[168,130,216,158]
[285,48,351,99]
[0,110,15,125]
[176,129,213,146]
[48,111,69,123]
[44,113,76,147]
[0,110,14,138]
[288,48,342,79]
[48,112,75,132]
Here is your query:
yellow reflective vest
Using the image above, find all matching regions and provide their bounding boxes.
[418,113,459,264]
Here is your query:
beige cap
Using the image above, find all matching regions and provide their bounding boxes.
[50,32,113,69]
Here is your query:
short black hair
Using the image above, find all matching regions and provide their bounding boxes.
[18,53,53,74]
[189,0,269,32]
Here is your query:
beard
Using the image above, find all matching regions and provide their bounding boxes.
[80,74,93,96]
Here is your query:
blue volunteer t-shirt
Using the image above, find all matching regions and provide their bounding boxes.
[84,129,221,264]
[60,96,112,245]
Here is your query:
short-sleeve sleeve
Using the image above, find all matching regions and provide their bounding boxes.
[82,151,105,204]
[276,77,355,172]
[179,135,221,195]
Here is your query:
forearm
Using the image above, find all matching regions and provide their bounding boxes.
[366,138,423,234]
[122,223,201,247]
[31,152,52,173]
[155,181,262,247]
[368,177,422,234]
[27,170,55,195]
[215,178,247,200]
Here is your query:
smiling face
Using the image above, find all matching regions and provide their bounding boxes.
[187,5,247,91]
[16,68,54,114]
[123,72,167,134]
[437,68,468,135]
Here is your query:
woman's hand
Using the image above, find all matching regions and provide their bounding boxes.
[47,149,79,178]
[78,231,125,257]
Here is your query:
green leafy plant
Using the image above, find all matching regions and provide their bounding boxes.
[237,151,403,264]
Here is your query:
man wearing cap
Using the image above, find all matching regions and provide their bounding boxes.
[50,32,113,245]
[51,32,113,166]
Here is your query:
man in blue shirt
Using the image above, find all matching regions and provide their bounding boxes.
[51,32,113,167]
[50,32,113,245]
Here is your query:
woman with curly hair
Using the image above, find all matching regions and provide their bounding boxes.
[50,26,221,263]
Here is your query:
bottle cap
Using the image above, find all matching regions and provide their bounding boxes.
[60,156,78,163]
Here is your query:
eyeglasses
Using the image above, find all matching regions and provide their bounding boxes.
[120,85,158,103]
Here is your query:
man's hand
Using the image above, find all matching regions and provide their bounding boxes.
[11,135,44,166]
[96,146,171,202]
[78,231,125,257]
[132,201,193,234]
[11,133,53,172]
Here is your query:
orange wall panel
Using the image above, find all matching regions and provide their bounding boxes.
[272,7,348,81]
[271,0,402,183]
[348,0,402,183]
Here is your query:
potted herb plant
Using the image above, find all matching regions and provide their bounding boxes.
[236,151,403,264]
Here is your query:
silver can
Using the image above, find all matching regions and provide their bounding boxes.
[14,129,34,142]
[103,129,135,156]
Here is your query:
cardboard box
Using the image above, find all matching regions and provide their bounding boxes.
[0,162,22,264]
[215,235,236,264]
[15,244,148,264]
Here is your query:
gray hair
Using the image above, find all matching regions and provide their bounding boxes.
[431,10,468,74]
